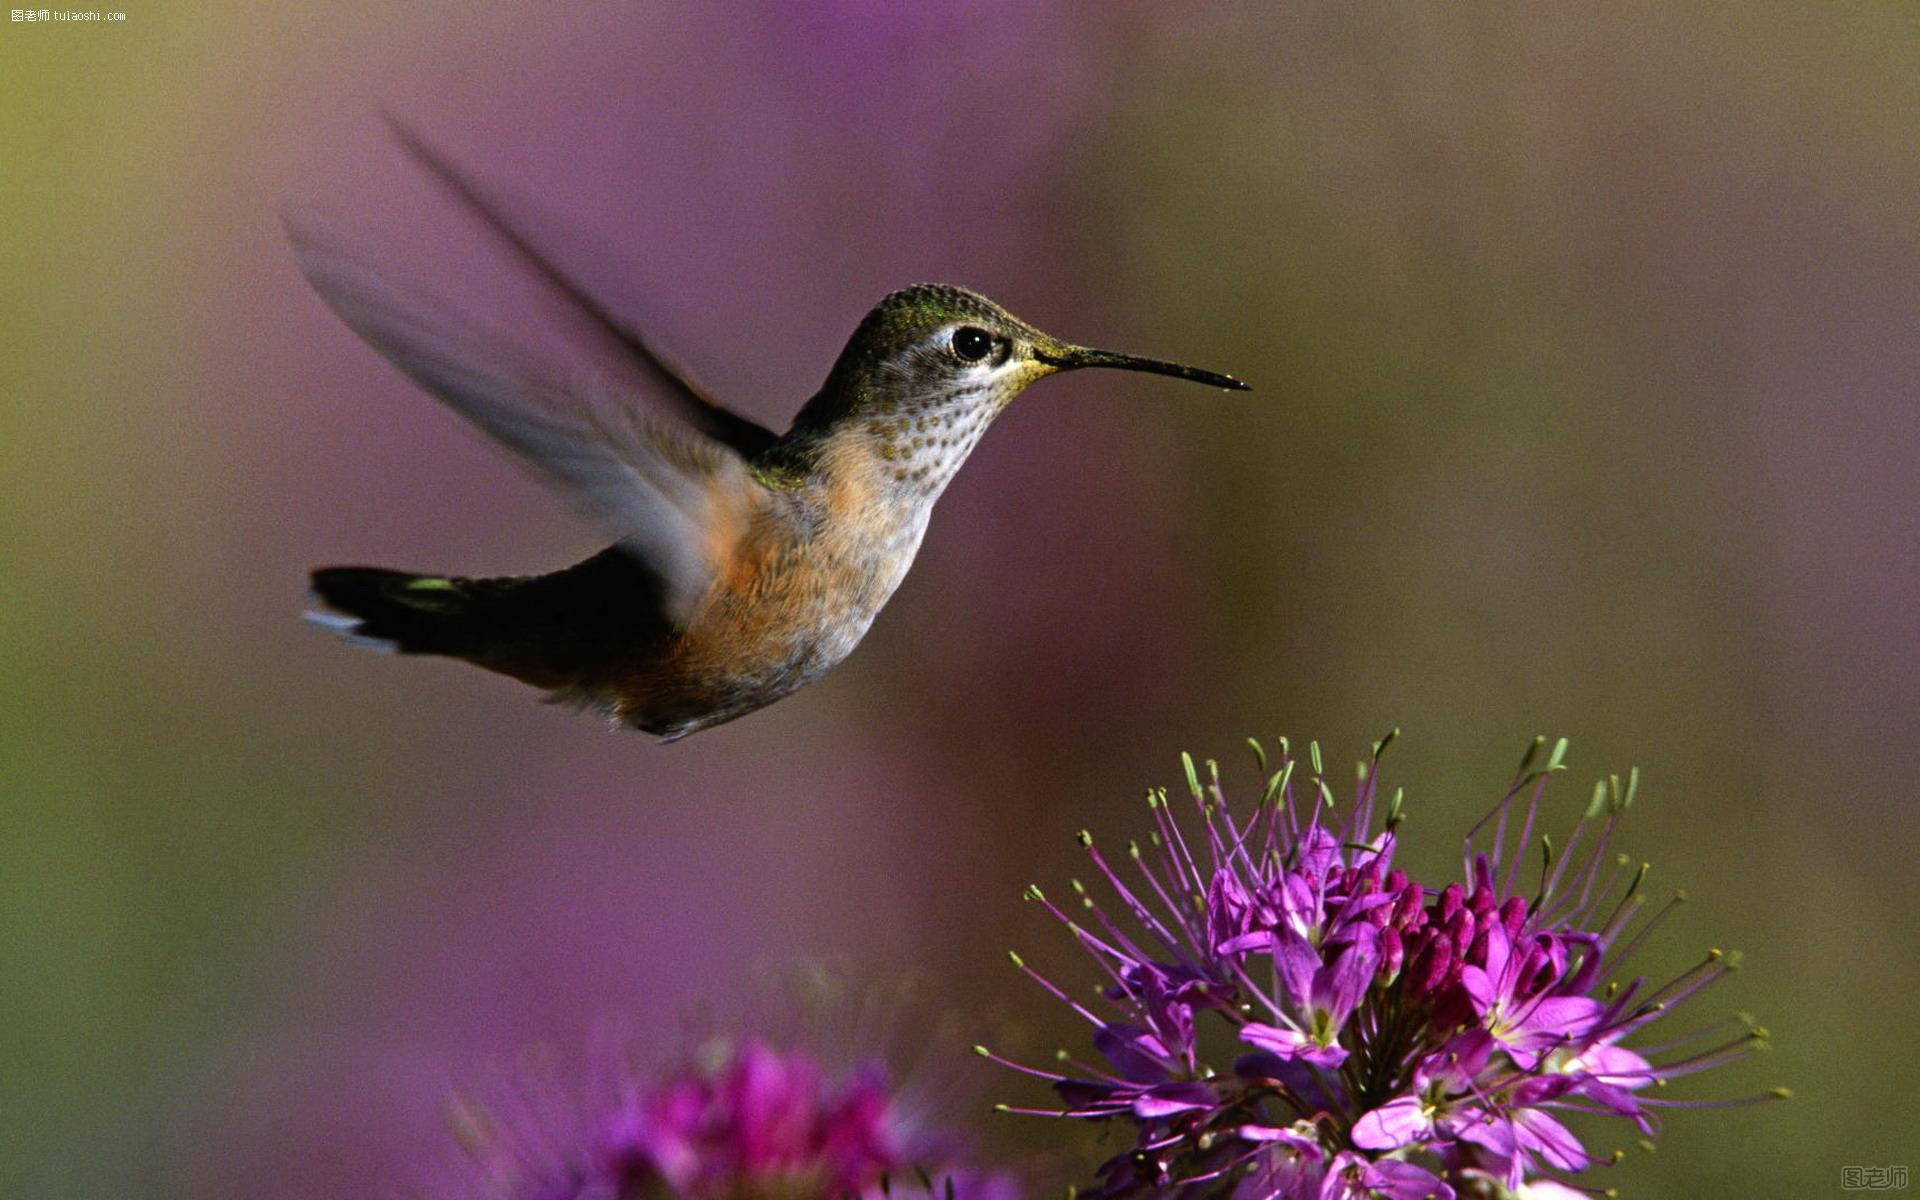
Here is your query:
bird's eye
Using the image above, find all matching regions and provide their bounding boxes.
[951,326,993,363]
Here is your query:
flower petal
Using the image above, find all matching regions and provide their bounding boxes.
[1129,1082,1218,1118]
[1515,1108,1590,1173]
[1350,1095,1429,1150]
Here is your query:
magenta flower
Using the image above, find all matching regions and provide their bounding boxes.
[439,1035,1016,1200]
[1240,931,1377,1070]
[985,736,1784,1198]
[1458,922,1605,1069]
[1318,1152,1449,1200]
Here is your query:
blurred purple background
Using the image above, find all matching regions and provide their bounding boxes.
[3,5,1916,1197]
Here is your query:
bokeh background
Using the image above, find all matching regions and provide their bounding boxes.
[4,4,1916,1197]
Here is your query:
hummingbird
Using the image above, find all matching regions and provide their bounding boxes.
[294,121,1249,741]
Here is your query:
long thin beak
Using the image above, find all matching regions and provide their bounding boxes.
[1038,346,1251,391]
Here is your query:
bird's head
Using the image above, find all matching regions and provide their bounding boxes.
[792,284,1249,441]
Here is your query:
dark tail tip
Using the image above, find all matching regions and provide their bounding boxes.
[307,566,472,656]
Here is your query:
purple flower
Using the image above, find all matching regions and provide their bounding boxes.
[439,1035,1015,1199]
[1318,1152,1452,1200]
[987,736,1784,1198]
[1241,930,1378,1070]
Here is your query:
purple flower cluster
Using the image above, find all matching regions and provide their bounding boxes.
[987,737,1780,1199]
[440,1036,1016,1200]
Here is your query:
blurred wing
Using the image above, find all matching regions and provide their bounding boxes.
[382,113,780,459]
[286,207,753,622]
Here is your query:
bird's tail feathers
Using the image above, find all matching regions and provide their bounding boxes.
[306,566,500,658]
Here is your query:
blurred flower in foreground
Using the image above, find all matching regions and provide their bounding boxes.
[985,736,1785,1199]
[434,983,1018,1200]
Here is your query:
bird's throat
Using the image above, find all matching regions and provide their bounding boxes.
[852,385,1001,504]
